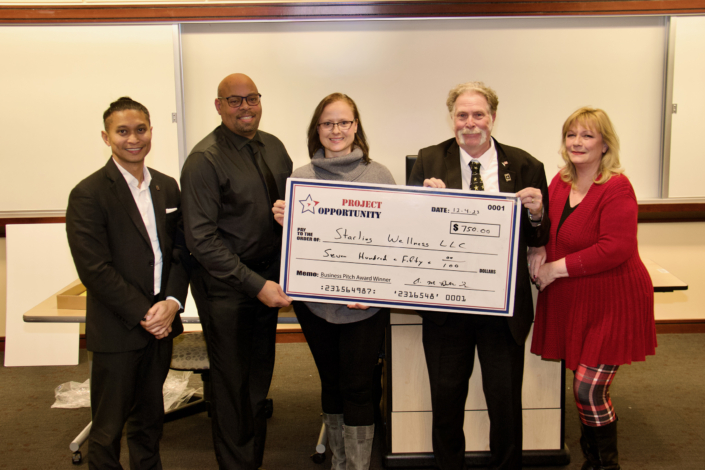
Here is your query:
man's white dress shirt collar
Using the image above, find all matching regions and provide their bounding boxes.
[459,138,499,192]
[113,158,163,295]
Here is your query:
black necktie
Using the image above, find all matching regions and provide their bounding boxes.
[248,141,280,207]
[470,160,484,191]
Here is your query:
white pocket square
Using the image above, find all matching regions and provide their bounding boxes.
[166,208,178,214]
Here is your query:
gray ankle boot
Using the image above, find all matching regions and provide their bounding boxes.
[323,413,346,470]
[344,424,375,470]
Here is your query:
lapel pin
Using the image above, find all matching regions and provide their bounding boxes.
[502,161,509,167]
[156,185,160,191]
[504,174,512,182]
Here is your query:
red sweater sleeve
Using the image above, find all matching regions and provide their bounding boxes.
[564,177,638,277]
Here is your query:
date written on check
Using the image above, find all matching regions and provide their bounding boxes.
[280,179,521,315]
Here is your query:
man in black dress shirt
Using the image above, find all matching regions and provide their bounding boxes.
[180,73,293,469]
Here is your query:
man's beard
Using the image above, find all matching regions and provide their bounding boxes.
[458,127,488,147]
[457,118,493,147]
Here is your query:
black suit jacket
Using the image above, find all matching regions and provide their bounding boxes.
[409,137,550,344]
[66,158,189,353]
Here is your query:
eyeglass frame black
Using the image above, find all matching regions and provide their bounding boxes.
[217,93,262,108]
[317,120,356,131]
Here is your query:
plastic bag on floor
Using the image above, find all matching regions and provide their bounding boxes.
[163,370,195,412]
[51,370,198,411]
[52,379,91,409]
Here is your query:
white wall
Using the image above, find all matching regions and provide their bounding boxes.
[668,16,705,198]
[638,222,705,322]
[4,224,80,366]
[182,17,665,197]
[2,222,702,345]
[0,238,6,338]
[0,25,180,213]
[0,16,677,214]
[1,16,702,344]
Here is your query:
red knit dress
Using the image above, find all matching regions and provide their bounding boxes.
[531,174,657,370]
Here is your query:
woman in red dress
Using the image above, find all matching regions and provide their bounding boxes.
[529,107,657,470]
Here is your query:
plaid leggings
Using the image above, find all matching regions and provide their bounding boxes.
[573,363,619,426]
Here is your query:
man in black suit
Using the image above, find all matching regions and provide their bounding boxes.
[180,73,292,469]
[408,82,550,470]
[67,97,190,470]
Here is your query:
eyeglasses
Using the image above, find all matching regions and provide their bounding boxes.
[218,93,262,108]
[318,121,355,131]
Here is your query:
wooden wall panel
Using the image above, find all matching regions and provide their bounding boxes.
[0,217,65,237]
[638,202,705,222]
[2,1,705,24]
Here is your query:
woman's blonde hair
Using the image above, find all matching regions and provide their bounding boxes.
[559,107,623,186]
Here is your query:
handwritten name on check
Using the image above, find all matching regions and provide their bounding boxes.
[280,178,521,315]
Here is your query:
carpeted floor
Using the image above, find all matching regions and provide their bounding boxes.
[1,333,704,469]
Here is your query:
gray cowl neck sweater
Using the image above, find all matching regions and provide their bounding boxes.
[291,147,396,323]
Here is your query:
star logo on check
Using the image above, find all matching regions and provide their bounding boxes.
[299,195,319,214]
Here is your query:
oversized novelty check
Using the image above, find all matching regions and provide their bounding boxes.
[280,178,521,315]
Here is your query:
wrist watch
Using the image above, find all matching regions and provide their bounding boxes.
[527,209,542,225]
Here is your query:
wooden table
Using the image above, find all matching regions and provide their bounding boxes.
[22,280,304,338]
[20,279,307,352]
[642,257,688,292]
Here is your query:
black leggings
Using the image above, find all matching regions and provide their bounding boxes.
[293,301,389,426]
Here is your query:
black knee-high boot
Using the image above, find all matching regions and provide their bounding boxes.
[580,420,620,470]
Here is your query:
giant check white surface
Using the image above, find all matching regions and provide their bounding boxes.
[280,178,521,315]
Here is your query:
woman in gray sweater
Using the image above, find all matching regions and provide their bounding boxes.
[273,93,395,470]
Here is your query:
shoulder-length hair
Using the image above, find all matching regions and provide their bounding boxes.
[306,93,370,164]
[559,107,623,186]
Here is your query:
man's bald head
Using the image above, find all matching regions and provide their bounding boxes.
[215,73,262,139]
[217,73,256,98]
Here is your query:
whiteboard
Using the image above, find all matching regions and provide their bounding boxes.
[182,17,665,198]
[668,16,705,198]
[0,25,180,213]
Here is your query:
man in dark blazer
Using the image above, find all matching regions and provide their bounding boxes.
[66,97,190,470]
[408,82,550,470]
